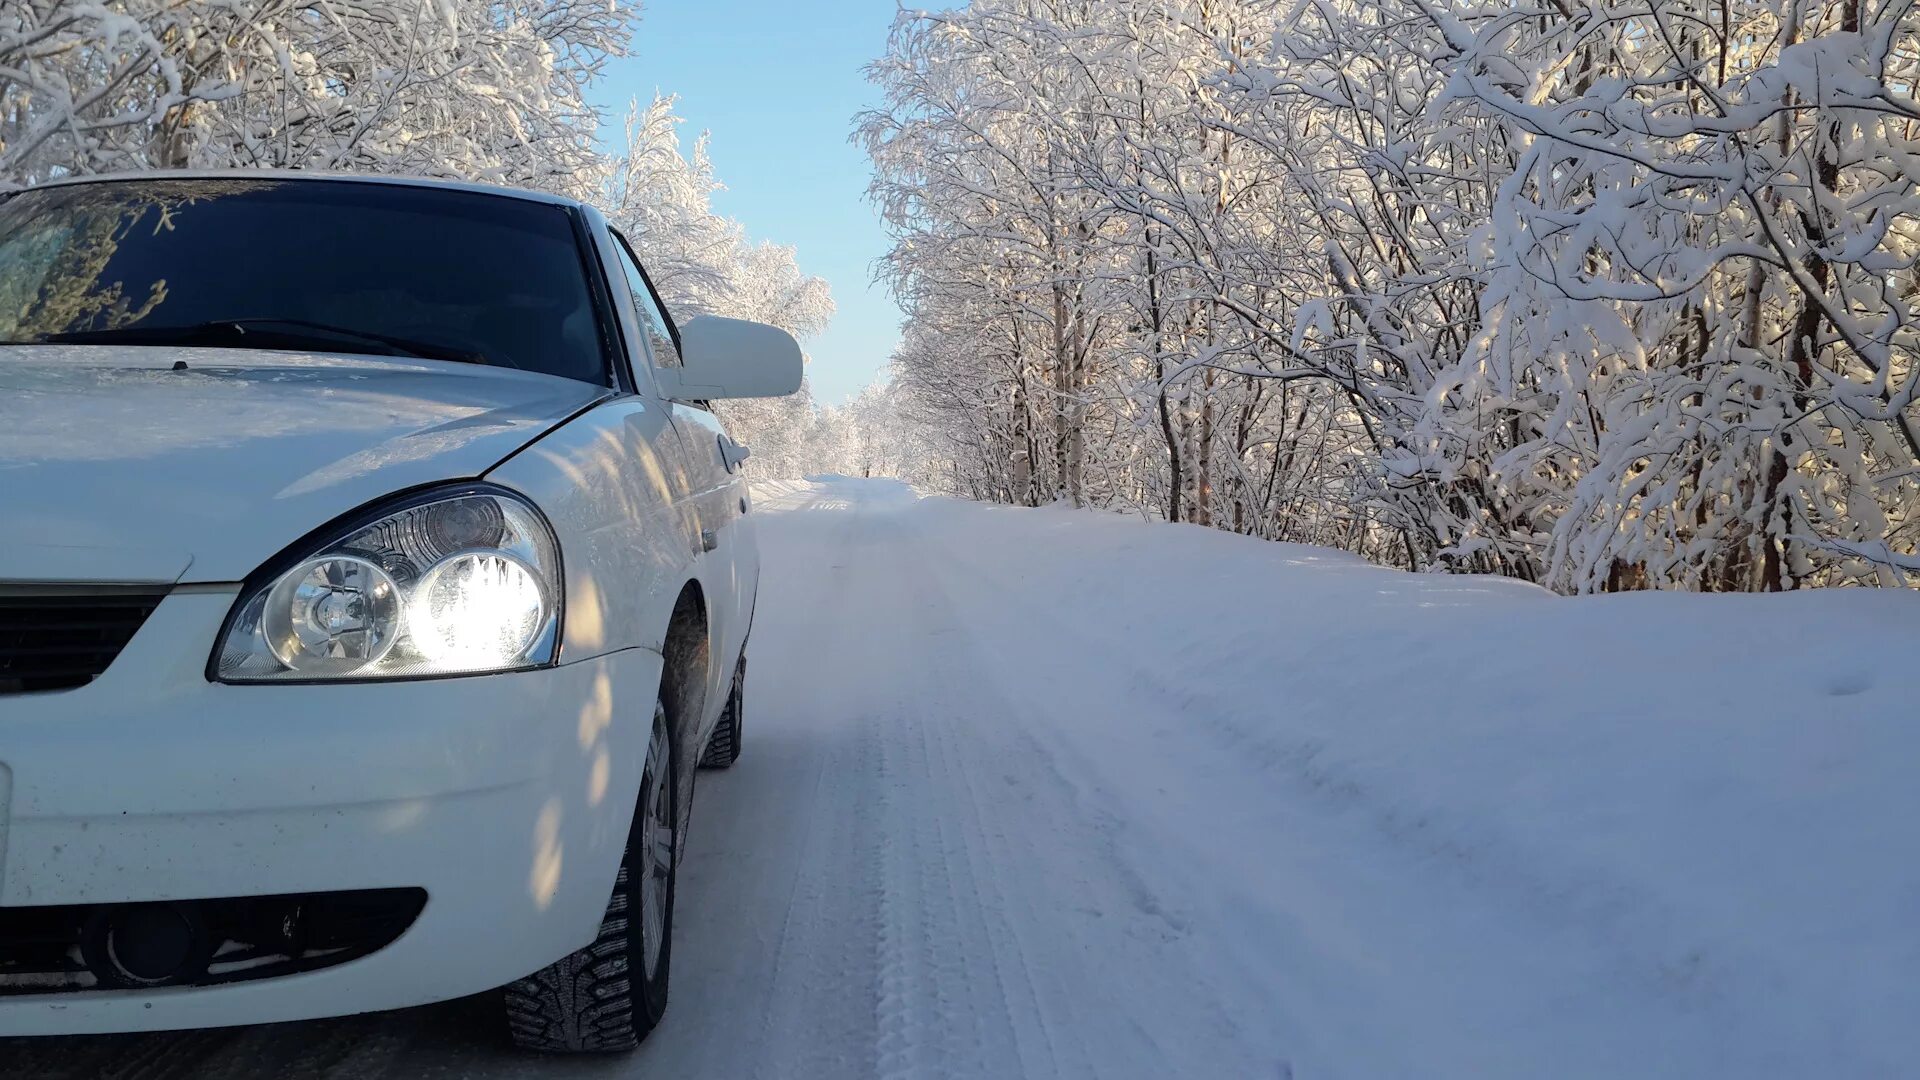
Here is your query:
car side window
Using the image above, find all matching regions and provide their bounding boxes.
[610,231,681,368]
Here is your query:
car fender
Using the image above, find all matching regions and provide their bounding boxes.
[487,396,721,876]
[489,397,692,662]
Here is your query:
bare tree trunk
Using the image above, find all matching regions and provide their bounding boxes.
[1011,376,1036,507]
[1145,240,1181,522]
[1194,367,1215,528]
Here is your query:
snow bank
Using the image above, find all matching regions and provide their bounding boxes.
[889,484,1917,1077]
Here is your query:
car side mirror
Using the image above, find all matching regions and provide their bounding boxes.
[655,316,804,400]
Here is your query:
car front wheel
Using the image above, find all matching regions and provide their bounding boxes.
[504,699,677,1051]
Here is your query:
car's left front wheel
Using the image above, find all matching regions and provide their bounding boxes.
[504,699,677,1052]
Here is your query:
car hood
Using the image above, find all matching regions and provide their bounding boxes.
[0,346,608,584]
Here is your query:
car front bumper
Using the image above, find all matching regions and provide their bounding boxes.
[0,587,663,1035]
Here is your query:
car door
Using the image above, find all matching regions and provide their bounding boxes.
[606,231,745,723]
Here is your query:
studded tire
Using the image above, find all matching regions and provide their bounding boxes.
[698,653,745,770]
[504,700,677,1052]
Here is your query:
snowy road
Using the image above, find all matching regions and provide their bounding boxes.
[2,476,1913,1078]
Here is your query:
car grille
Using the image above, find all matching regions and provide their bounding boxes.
[0,589,168,694]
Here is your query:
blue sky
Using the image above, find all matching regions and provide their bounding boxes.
[592,0,903,404]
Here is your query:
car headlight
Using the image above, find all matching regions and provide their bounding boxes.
[214,486,562,682]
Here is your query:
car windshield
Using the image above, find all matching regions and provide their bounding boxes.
[0,178,610,384]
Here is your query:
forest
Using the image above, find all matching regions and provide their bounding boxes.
[861,0,1920,593]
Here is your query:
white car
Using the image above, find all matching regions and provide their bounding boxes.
[0,172,800,1050]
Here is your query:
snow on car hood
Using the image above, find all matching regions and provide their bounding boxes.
[0,346,608,583]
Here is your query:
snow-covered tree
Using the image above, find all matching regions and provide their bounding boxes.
[2,0,634,198]
[862,0,1920,592]
[605,93,836,476]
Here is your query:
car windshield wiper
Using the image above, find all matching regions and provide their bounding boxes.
[41,318,491,367]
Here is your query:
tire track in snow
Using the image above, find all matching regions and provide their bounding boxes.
[863,507,1006,1080]
[879,526,1083,1080]
[740,484,1166,1079]
[641,482,890,1080]
[838,499,1227,1078]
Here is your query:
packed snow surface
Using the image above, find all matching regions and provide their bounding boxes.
[3,476,1912,1078]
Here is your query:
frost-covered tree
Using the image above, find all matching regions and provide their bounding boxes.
[1,0,634,198]
[862,0,1920,592]
[605,93,836,476]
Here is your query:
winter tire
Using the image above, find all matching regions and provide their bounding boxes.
[504,700,677,1052]
[699,653,745,769]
